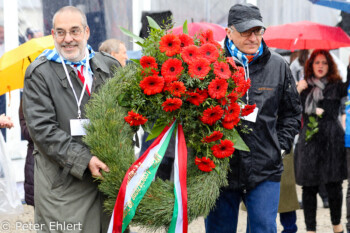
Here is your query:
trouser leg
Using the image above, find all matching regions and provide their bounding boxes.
[245,181,280,233]
[205,189,241,233]
[302,185,318,231]
[280,211,298,233]
[326,181,343,226]
[346,148,350,231]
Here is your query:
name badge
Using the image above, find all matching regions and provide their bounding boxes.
[70,119,90,136]
[240,107,259,123]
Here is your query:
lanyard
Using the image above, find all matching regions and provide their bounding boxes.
[60,48,90,119]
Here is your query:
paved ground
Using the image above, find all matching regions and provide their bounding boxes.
[2,184,348,232]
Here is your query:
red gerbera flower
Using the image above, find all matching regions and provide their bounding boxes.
[234,77,251,98]
[195,156,216,172]
[222,117,240,130]
[228,91,239,103]
[222,103,241,129]
[186,92,201,106]
[188,58,211,79]
[163,76,178,92]
[224,103,241,122]
[161,58,184,78]
[178,33,194,50]
[140,56,158,69]
[197,88,209,102]
[139,75,164,95]
[181,45,200,64]
[226,57,238,70]
[159,34,181,57]
[200,106,224,125]
[242,78,251,95]
[211,139,235,159]
[208,78,228,99]
[210,40,223,50]
[232,66,245,82]
[241,104,256,117]
[199,43,220,63]
[186,88,208,106]
[214,61,231,79]
[168,81,186,97]
[232,67,251,97]
[162,98,183,112]
[124,110,148,126]
[203,131,223,143]
[199,29,214,44]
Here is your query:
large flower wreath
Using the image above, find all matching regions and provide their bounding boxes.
[84,18,253,231]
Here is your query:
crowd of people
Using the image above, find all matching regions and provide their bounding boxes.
[0,3,350,233]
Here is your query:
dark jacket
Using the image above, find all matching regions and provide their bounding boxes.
[19,100,34,206]
[23,51,120,233]
[224,38,302,191]
[295,74,349,186]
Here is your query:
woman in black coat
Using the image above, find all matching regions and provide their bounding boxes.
[294,49,348,233]
[19,99,34,206]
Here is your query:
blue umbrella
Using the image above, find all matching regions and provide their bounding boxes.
[309,0,350,13]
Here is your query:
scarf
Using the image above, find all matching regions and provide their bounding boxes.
[226,39,263,68]
[39,44,95,75]
[304,77,328,115]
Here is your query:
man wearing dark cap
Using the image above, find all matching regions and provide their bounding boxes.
[205,3,302,233]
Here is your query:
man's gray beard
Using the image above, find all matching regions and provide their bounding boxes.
[54,40,86,62]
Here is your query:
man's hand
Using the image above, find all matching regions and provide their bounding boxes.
[0,114,14,129]
[88,156,110,178]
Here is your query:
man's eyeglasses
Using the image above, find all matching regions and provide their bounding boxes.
[54,27,84,39]
[230,27,265,37]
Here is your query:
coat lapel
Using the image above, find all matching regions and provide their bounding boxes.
[50,61,92,99]
[89,55,111,93]
[50,54,112,98]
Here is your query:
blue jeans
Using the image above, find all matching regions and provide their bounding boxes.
[205,180,280,233]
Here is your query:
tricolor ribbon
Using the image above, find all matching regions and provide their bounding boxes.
[107,121,188,233]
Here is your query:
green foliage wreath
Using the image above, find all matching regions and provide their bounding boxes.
[83,18,253,231]
[84,65,229,230]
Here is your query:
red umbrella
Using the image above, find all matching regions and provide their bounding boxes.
[171,22,226,41]
[263,21,350,51]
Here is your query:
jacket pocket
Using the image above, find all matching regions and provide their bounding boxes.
[51,162,73,189]
[51,167,65,189]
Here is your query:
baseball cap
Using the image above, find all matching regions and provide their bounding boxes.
[228,3,265,32]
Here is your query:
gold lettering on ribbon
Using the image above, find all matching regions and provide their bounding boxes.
[127,162,142,185]
[152,152,162,169]
[123,151,165,218]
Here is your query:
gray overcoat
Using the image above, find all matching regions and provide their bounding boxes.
[23,51,120,233]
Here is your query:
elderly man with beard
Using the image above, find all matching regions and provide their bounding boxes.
[23,6,120,233]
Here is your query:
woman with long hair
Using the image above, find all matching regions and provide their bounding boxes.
[295,49,349,233]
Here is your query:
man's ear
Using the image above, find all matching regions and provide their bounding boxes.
[84,26,90,40]
[225,27,232,40]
